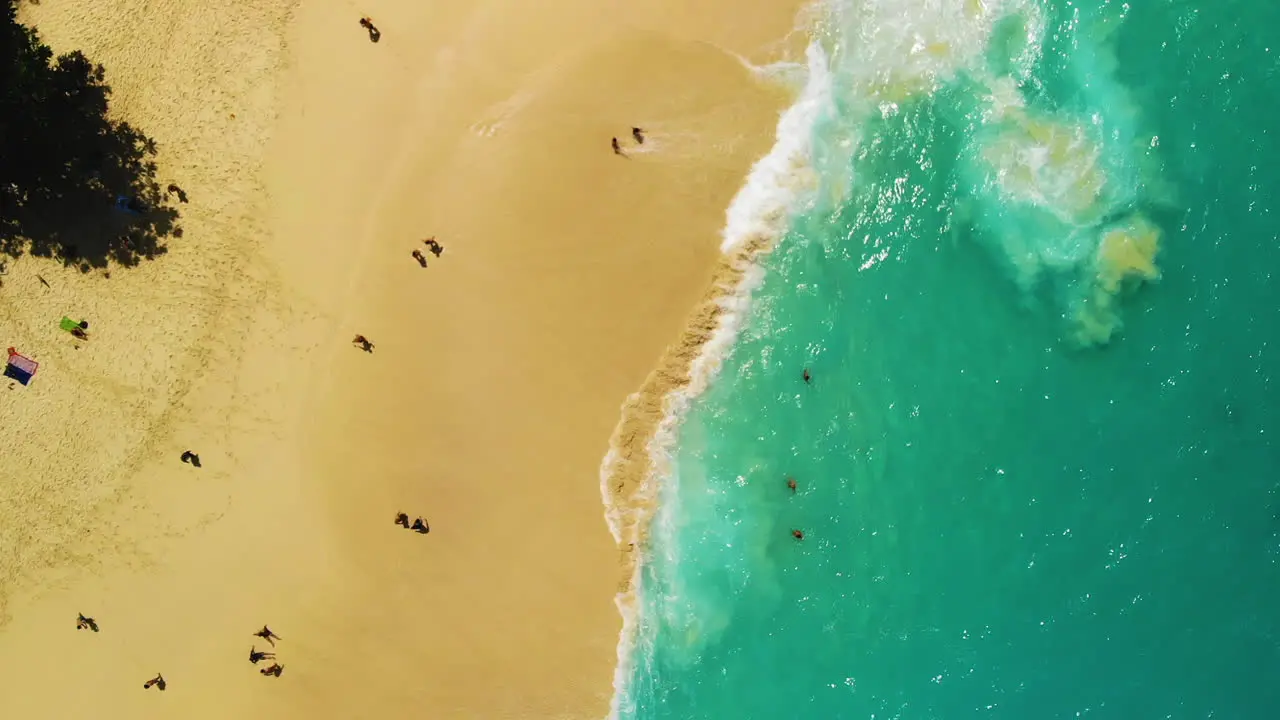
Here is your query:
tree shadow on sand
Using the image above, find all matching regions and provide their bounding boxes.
[1,0,180,272]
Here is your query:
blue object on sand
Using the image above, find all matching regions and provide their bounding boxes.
[4,348,37,386]
[114,195,143,215]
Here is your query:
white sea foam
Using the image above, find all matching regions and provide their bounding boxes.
[599,2,1043,716]
[601,38,835,720]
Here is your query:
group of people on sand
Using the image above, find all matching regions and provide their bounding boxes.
[395,512,430,534]
[80,614,286,689]
[350,234,438,537]
[249,625,285,677]
[612,127,646,156]
[352,237,446,349]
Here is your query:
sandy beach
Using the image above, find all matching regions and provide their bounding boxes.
[0,0,806,716]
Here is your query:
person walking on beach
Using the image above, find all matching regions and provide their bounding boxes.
[359,17,381,42]
[249,646,275,664]
[180,450,202,467]
[352,335,374,353]
[787,477,797,494]
[632,127,645,144]
[260,663,284,677]
[792,529,804,540]
[411,517,430,534]
[143,673,166,691]
[253,625,281,646]
[76,613,99,632]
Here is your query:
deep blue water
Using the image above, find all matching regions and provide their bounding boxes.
[620,1,1280,718]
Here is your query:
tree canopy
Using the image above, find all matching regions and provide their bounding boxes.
[1,0,178,270]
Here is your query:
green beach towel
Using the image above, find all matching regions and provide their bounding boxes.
[60,317,81,333]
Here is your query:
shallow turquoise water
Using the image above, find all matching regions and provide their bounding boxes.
[620,1,1280,718]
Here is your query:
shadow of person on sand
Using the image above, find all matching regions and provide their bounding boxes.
[1,2,181,272]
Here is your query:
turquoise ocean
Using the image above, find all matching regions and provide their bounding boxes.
[613,1,1279,718]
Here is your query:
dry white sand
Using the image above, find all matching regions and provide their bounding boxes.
[0,0,807,716]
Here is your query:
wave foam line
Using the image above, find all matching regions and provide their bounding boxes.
[598,38,834,719]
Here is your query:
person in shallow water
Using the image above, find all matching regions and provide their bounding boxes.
[803,368,811,383]
[792,529,804,540]
[787,477,797,493]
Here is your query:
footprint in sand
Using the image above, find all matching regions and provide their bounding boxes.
[469,90,535,138]
[470,116,504,138]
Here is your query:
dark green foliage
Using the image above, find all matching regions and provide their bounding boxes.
[0,0,179,270]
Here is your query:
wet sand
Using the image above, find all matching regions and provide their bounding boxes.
[0,0,805,716]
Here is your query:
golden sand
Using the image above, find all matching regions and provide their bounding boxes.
[0,0,807,716]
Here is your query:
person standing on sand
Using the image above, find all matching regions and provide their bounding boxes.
[612,137,624,156]
[143,673,166,691]
[253,625,281,646]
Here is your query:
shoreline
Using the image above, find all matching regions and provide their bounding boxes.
[294,17,817,715]
[600,40,832,714]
